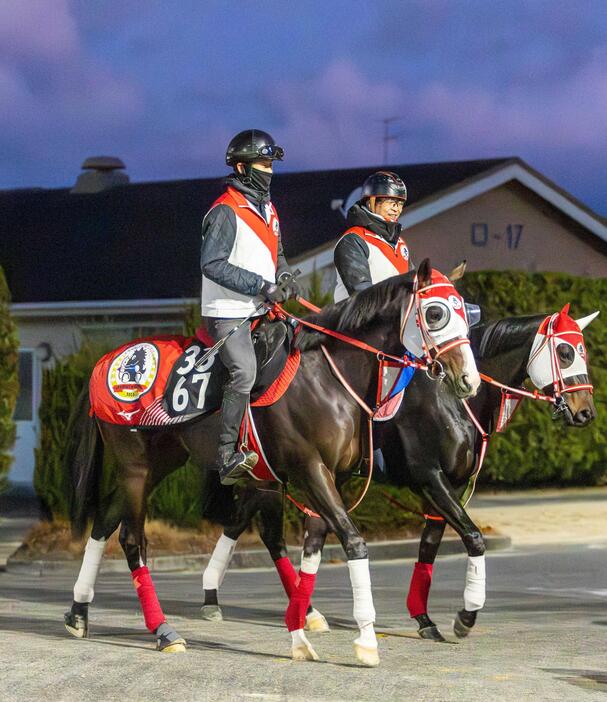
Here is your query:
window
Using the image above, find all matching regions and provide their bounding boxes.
[14,351,33,421]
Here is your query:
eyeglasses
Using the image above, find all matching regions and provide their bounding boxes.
[257,144,284,159]
[379,198,405,209]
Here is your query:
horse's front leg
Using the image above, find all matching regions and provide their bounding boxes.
[120,460,187,653]
[298,462,379,667]
[418,466,487,638]
[64,489,124,639]
[406,514,447,641]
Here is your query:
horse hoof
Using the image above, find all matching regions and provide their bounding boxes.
[158,640,187,654]
[156,623,187,653]
[305,608,330,633]
[354,643,380,667]
[418,625,446,642]
[453,612,472,639]
[64,611,88,639]
[292,642,320,661]
[200,604,223,622]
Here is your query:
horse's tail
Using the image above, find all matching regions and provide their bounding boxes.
[200,468,236,527]
[64,385,104,539]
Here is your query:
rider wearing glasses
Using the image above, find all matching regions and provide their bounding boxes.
[334,171,410,302]
[200,129,298,485]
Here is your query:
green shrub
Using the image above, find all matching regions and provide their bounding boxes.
[460,271,607,487]
[0,267,18,491]
[34,345,109,518]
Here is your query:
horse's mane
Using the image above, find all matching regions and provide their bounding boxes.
[296,272,415,351]
[471,314,544,360]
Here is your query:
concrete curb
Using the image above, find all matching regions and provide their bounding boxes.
[6,534,511,576]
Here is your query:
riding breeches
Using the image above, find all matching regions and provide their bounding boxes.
[203,317,257,394]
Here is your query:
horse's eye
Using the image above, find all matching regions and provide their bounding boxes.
[425,304,449,331]
[557,342,575,369]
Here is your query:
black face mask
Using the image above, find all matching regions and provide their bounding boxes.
[245,165,272,194]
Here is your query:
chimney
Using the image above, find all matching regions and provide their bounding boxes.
[71,156,129,194]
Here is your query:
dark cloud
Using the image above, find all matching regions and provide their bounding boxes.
[0,0,604,215]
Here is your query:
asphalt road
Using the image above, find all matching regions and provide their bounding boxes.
[1,543,606,702]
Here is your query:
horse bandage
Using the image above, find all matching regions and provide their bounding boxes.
[300,550,322,575]
[407,562,433,617]
[275,557,297,598]
[202,534,237,591]
[348,559,376,626]
[285,572,316,632]
[463,555,486,611]
[131,565,165,633]
[73,537,106,603]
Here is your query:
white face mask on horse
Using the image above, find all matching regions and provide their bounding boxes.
[400,269,479,393]
[527,304,598,396]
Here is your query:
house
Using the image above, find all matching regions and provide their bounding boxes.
[2,156,606,485]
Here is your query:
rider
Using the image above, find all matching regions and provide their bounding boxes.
[200,129,298,485]
[334,171,411,302]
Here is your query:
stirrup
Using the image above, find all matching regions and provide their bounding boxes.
[219,449,259,485]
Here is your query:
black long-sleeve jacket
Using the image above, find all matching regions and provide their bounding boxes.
[200,176,290,297]
[334,204,413,296]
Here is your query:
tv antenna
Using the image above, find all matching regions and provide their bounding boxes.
[382,117,405,163]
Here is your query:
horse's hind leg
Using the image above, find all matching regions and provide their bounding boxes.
[201,531,238,621]
[119,517,186,653]
[286,516,328,662]
[200,483,261,621]
[406,514,447,641]
[258,490,329,632]
[64,489,124,639]
[297,517,330,633]
[418,468,486,638]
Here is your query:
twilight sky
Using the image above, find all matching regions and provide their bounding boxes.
[1,0,606,213]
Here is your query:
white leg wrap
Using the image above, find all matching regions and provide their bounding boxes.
[202,534,237,591]
[463,555,486,611]
[347,558,377,649]
[291,628,311,647]
[73,537,107,603]
[300,550,322,575]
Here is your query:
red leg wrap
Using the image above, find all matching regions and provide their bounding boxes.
[131,565,165,633]
[285,571,316,632]
[275,556,298,598]
[406,562,433,618]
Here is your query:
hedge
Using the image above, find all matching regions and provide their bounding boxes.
[0,267,19,491]
[460,271,607,486]
[33,270,607,531]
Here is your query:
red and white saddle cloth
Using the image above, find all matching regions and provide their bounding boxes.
[90,336,200,426]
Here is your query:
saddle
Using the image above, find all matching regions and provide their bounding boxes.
[89,317,298,427]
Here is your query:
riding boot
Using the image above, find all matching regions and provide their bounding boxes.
[217,388,258,485]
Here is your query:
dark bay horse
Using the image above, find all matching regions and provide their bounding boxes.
[64,260,480,666]
[385,306,597,641]
[197,306,597,643]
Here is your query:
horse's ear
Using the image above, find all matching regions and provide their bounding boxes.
[417,258,432,288]
[560,303,571,317]
[449,260,467,282]
[576,311,600,330]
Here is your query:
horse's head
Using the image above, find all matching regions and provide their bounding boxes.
[401,259,481,399]
[527,303,598,427]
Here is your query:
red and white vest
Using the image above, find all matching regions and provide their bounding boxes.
[201,186,280,318]
[334,226,411,302]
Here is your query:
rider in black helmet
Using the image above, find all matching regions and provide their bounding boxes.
[200,129,298,485]
[333,171,411,302]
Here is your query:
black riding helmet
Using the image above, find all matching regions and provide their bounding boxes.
[225,129,284,166]
[359,171,408,203]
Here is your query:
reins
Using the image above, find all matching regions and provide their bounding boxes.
[270,281,469,517]
[453,312,595,507]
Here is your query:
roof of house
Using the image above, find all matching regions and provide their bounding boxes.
[1,156,604,304]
